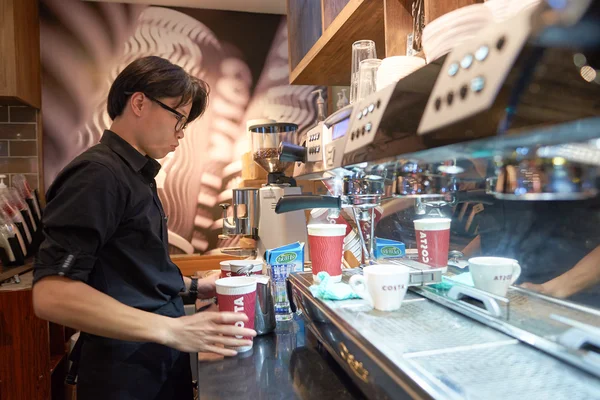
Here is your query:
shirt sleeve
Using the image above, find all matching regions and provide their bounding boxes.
[33,160,125,284]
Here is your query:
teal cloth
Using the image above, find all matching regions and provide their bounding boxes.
[446,272,475,286]
[309,272,361,300]
[431,272,474,290]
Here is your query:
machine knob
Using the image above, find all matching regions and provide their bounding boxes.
[219,203,231,210]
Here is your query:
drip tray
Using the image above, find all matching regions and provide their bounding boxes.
[406,343,600,400]
[506,289,600,338]
[289,270,600,399]
[325,298,511,355]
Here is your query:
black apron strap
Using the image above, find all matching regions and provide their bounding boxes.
[65,333,85,385]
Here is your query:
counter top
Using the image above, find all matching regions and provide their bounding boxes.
[0,263,32,284]
[196,314,366,400]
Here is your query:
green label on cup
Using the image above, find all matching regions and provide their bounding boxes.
[381,246,402,256]
[276,252,297,264]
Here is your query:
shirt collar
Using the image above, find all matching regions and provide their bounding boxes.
[100,130,161,178]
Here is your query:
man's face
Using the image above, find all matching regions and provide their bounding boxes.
[140,96,192,159]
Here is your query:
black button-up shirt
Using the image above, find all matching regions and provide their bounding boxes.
[34,130,185,316]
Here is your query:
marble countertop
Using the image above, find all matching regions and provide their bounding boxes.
[196,314,366,400]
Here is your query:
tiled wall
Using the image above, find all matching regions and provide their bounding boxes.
[0,105,40,191]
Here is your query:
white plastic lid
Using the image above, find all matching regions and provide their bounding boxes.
[413,218,452,231]
[0,174,7,189]
[307,224,346,236]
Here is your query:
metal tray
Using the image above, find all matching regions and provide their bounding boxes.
[407,343,600,400]
[288,270,600,400]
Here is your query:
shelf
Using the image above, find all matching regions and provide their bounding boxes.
[289,0,385,86]
[0,263,33,284]
[50,353,66,374]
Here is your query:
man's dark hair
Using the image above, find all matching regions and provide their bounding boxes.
[107,56,209,123]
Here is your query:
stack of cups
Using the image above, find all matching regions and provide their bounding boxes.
[483,0,512,22]
[376,56,426,91]
[356,58,382,102]
[220,259,263,278]
[509,0,541,15]
[350,40,377,104]
[422,4,492,63]
[307,224,347,282]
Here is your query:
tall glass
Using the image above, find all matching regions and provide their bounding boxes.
[350,40,377,104]
[356,58,382,102]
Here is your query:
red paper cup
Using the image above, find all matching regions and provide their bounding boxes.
[414,218,451,268]
[307,224,346,283]
[220,261,233,278]
[216,277,257,352]
[229,260,263,276]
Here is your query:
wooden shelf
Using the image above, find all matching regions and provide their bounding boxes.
[289,0,385,86]
[50,353,66,374]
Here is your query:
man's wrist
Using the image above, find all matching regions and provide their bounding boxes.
[189,277,199,298]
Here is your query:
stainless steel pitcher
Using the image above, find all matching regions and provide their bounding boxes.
[254,275,277,335]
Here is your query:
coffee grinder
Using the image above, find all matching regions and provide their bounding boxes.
[249,122,309,261]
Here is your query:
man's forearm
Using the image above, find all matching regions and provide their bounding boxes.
[544,245,600,298]
[33,276,173,344]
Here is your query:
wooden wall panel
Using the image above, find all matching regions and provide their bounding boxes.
[322,0,351,30]
[287,0,323,71]
[383,0,414,57]
[0,290,50,400]
[0,0,41,108]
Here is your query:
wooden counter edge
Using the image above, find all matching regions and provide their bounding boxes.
[171,253,246,277]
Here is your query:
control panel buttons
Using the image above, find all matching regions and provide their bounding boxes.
[447,91,455,105]
[365,122,372,133]
[460,53,474,69]
[368,104,375,113]
[471,76,485,93]
[448,62,459,77]
[496,35,506,50]
[434,97,442,111]
[475,45,489,61]
[460,85,468,99]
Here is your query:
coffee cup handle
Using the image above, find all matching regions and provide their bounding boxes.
[348,275,373,306]
[510,262,522,284]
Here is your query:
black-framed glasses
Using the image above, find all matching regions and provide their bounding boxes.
[124,92,188,131]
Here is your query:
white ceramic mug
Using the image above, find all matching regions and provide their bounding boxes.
[468,257,521,297]
[349,264,410,311]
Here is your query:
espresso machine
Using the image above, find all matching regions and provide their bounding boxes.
[281,1,600,398]
[220,123,309,261]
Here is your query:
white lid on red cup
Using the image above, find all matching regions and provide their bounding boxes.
[229,259,263,273]
[413,218,451,231]
[215,277,257,296]
[307,224,346,237]
[220,260,233,272]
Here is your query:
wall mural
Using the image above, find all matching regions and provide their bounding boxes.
[40,0,324,254]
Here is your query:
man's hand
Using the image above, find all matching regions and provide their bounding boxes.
[163,311,256,356]
[197,271,220,299]
[520,282,565,298]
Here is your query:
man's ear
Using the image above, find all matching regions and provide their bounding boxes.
[129,92,146,117]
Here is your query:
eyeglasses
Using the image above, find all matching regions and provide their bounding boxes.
[124,92,188,131]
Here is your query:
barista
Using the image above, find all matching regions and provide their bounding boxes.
[32,56,256,399]
[464,197,600,307]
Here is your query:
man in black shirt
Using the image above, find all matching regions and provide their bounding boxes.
[32,56,256,400]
